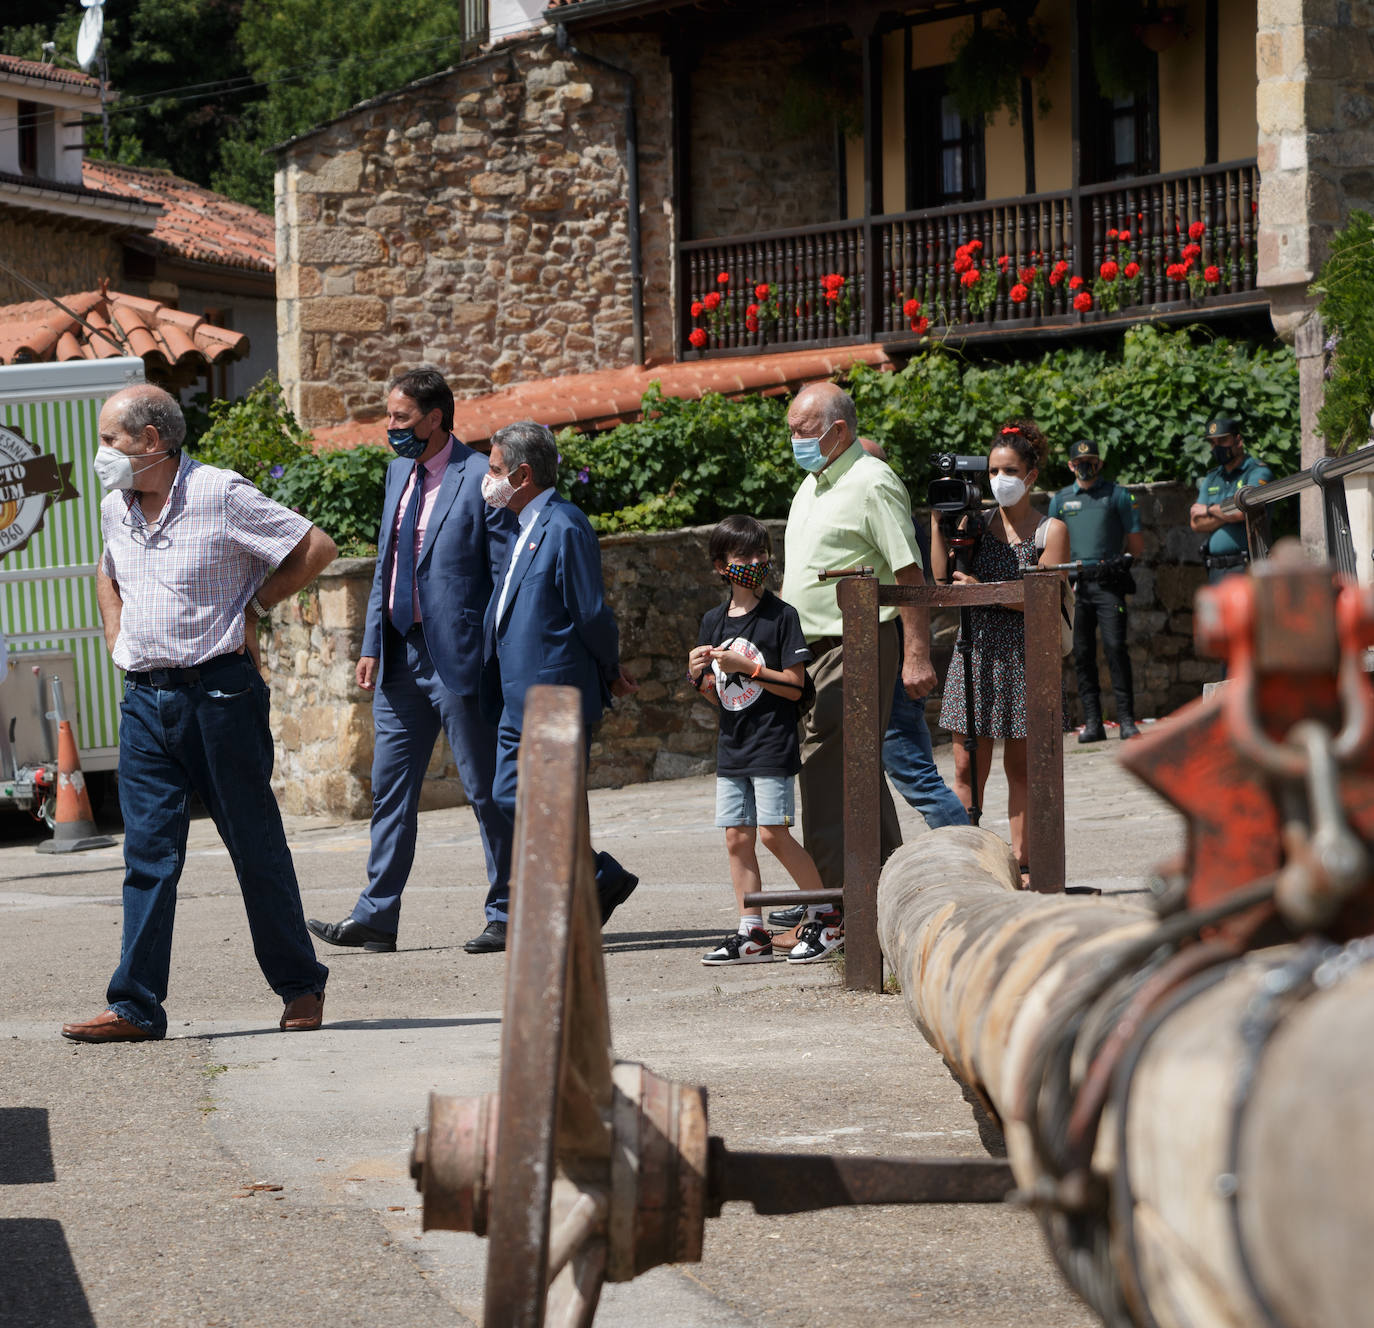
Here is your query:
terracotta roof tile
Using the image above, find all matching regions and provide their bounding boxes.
[0,285,250,370]
[0,55,100,90]
[311,345,894,451]
[81,160,274,274]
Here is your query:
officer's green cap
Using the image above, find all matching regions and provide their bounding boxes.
[1069,440,1100,460]
[1206,417,1241,439]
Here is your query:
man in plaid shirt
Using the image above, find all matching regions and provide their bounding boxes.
[62,384,337,1042]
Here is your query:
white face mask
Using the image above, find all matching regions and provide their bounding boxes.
[481,471,516,509]
[990,473,1027,508]
[94,444,171,492]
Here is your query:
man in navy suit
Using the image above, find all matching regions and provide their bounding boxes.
[469,421,638,954]
[307,369,516,953]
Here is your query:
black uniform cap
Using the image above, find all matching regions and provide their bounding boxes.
[1068,440,1100,460]
[1206,417,1242,439]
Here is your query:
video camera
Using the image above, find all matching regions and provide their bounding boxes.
[928,453,988,580]
[928,453,988,514]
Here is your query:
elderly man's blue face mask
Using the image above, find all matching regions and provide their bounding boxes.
[791,422,835,473]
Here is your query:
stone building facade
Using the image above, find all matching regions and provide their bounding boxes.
[1257,0,1374,536]
[0,216,123,306]
[275,34,675,429]
[264,484,1214,818]
[686,37,842,239]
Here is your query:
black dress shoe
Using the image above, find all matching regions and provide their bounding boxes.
[599,872,639,924]
[464,921,507,954]
[306,917,397,952]
[1118,719,1142,739]
[767,904,807,929]
[1077,722,1106,744]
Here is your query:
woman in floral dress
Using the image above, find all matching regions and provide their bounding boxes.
[932,419,1069,881]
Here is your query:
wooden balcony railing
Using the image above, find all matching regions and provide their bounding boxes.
[678,160,1261,357]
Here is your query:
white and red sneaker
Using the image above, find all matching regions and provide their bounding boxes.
[701,927,775,965]
[787,910,844,964]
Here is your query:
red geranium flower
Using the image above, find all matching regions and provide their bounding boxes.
[968,239,983,251]
[903,297,921,318]
[1073,291,1093,312]
[1018,266,1038,284]
[755,282,770,300]
[1100,261,1119,281]
[1069,274,1084,290]
[1010,283,1030,304]
[960,268,981,288]
[1049,261,1069,286]
[745,315,760,332]
[1188,221,1205,241]
[1204,265,1221,284]
[1124,262,1140,279]
[746,303,759,317]
[998,254,1010,269]
[953,252,974,274]
[820,272,846,291]
[717,271,730,285]
[911,315,930,335]
[688,327,708,348]
[1107,228,1119,240]
[690,301,703,318]
[1182,243,1202,262]
[1120,230,1132,242]
[1165,263,1185,281]
[703,291,722,311]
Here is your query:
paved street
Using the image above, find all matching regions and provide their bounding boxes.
[1,729,1184,1328]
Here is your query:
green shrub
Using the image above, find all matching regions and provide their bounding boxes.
[555,327,1300,531]
[192,376,389,555]
[272,445,393,555]
[1312,211,1374,452]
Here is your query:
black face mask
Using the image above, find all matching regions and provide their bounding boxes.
[1211,443,1238,466]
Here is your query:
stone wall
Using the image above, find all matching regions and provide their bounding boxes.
[1257,0,1374,539]
[263,484,1216,818]
[0,217,122,305]
[275,33,674,430]
[687,38,845,239]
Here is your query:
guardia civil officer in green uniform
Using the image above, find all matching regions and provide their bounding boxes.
[1048,439,1144,742]
[1189,416,1272,585]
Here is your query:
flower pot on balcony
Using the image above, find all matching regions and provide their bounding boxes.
[1135,6,1188,52]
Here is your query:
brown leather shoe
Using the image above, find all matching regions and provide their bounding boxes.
[280,991,324,1031]
[61,1010,159,1042]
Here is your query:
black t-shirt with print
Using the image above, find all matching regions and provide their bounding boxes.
[697,590,812,778]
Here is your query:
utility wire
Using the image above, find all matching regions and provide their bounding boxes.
[0,256,130,355]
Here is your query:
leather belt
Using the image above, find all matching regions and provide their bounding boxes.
[125,652,244,688]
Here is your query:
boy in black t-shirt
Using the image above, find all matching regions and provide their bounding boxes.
[689,516,837,964]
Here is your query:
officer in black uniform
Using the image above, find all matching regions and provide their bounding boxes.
[1189,416,1273,584]
[1048,439,1144,742]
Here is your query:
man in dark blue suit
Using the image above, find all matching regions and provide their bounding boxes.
[468,421,638,954]
[307,369,516,953]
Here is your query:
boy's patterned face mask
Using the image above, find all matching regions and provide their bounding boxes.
[723,560,769,591]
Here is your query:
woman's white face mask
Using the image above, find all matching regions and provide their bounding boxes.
[990,473,1027,507]
[94,445,171,492]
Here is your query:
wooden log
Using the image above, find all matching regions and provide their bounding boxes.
[878,826,1374,1328]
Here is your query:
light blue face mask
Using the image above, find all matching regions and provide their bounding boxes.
[791,423,834,473]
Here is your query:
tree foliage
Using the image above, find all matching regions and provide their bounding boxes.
[3,0,473,211]
[1311,211,1374,453]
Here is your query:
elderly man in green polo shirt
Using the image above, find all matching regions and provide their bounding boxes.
[780,382,936,907]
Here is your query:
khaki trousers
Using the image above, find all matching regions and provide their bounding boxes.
[798,619,902,894]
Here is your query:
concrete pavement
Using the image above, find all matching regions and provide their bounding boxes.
[0,729,1184,1328]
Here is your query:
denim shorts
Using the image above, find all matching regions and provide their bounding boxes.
[715,774,795,827]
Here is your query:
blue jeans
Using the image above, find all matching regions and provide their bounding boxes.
[107,654,327,1035]
[883,679,969,830]
[353,626,510,934]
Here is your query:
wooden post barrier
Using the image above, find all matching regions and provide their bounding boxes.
[876,826,1374,1327]
[840,575,1066,993]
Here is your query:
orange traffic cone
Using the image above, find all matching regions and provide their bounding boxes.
[37,719,115,854]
